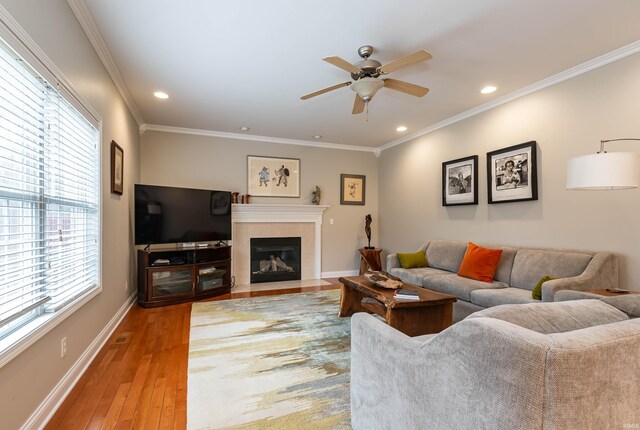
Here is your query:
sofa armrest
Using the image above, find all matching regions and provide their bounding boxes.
[350,313,550,429]
[386,253,400,270]
[541,252,618,302]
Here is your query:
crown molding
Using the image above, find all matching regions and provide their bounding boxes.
[379,39,640,153]
[143,124,378,153]
[66,0,144,126]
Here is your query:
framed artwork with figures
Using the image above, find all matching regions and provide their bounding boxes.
[247,155,300,197]
[487,141,538,204]
[442,155,478,206]
[340,174,366,205]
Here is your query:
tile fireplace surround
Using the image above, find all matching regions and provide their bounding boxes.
[231,204,329,285]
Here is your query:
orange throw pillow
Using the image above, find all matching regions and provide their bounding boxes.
[457,242,503,283]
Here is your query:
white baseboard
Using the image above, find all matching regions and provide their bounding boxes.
[22,292,137,430]
[322,270,359,278]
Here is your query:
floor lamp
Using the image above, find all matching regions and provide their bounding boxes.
[566,138,640,190]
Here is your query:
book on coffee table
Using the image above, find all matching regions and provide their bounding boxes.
[394,289,420,300]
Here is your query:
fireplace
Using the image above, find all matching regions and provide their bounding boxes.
[250,237,302,283]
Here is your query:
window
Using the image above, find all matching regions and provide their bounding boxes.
[0,35,100,345]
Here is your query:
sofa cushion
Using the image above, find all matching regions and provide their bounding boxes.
[458,242,503,282]
[396,251,428,269]
[425,240,468,272]
[389,267,450,286]
[492,247,518,284]
[468,300,629,334]
[510,250,592,291]
[470,287,539,308]
[425,274,508,301]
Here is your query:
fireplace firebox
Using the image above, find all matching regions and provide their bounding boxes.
[250,237,301,283]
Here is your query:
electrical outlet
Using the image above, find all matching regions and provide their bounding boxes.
[330,218,334,225]
[60,337,67,358]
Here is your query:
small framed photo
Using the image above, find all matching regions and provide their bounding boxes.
[442,155,478,206]
[110,140,123,195]
[487,141,538,204]
[340,174,366,205]
[248,156,300,197]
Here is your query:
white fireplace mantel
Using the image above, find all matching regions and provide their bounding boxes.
[232,204,329,222]
[231,204,329,283]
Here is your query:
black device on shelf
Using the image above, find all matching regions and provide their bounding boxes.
[137,246,232,307]
[134,184,232,245]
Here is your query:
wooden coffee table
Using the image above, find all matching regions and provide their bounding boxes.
[338,275,457,336]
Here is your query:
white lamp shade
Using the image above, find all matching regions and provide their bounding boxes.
[566,152,639,190]
[350,77,384,101]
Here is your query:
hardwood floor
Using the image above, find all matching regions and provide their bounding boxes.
[45,279,341,430]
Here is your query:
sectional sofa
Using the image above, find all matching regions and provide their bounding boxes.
[387,240,618,321]
[351,297,640,429]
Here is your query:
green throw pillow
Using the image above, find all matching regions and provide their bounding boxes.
[397,251,428,269]
[532,275,556,300]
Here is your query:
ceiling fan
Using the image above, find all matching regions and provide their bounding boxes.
[301,45,432,115]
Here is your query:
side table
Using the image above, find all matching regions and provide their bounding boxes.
[587,289,640,297]
[359,248,382,275]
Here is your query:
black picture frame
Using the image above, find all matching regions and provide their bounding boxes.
[442,155,478,206]
[340,174,366,205]
[486,141,538,204]
[110,140,123,195]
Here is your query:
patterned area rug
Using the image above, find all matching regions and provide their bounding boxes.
[188,290,351,429]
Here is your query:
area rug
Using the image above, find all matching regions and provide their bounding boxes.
[188,290,351,429]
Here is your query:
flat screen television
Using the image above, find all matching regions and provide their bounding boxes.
[135,184,232,245]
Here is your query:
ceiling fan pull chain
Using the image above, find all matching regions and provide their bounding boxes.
[365,102,369,122]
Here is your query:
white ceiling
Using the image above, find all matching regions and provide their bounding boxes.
[81,0,640,149]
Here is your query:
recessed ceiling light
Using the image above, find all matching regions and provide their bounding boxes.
[153,91,169,99]
[481,86,497,94]
[239,126,250,132]
[313,135,322,139]
[396,126,407,132]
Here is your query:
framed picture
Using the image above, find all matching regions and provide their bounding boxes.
[340,174,366,205]
[442,155,478,206]
[110,140,123,195]
[487,141,538,204]
[248,156,300,197]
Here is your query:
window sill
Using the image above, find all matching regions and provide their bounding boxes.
[0,286,102,369]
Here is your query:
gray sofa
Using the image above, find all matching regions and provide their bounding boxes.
[387,240,618,321]
[351,298,640,429]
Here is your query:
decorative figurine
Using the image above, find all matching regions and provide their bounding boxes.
[364,214,374,249]
[231,192,239,204]
[312,186,321,205]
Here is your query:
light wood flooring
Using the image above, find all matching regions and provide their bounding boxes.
[45,279,341,430]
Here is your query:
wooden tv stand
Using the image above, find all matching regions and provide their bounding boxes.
[137,245,231,307]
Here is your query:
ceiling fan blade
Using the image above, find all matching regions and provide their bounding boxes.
[300,82,351,100]
[383,78,429,97]
[378,50,432,74]
[352,95,365,115]
[323,56,362,75]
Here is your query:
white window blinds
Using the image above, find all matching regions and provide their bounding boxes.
[0,37,100,340]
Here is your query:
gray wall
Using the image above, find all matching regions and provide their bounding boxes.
[140,131,379,273]
[379,52,640,289]
[0,1,141,428]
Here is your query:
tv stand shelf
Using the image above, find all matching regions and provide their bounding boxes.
[137,245,231,307]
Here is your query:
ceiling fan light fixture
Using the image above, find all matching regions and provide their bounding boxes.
[351,77,384,102]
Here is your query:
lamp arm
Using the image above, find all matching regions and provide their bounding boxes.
[599,138,640,153]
